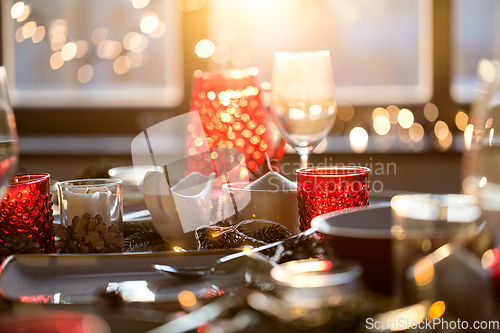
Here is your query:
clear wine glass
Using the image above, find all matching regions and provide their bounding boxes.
[270,51,336,168]
[0,67,19,198]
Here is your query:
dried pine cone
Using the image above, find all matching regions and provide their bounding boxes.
[0,235,41,261]
[56,213,125,254]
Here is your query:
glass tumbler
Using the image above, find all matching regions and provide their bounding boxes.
[390,194,482,306]
[296,166,370,231]
[0,174,54,253]
[57,179,123,232]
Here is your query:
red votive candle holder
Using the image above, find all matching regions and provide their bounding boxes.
[296,167,370,231]
[0,174,55,253]
[188,68,285,184]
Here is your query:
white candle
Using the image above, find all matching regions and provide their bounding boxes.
[63,186,114,226]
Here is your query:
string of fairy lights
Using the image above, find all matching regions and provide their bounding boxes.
[10,0,166,84]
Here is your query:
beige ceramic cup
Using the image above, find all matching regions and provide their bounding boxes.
[222,182,301,235]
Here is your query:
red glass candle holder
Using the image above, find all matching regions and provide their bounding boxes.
[189,68,285,186]
[297,167,370,231]
[0,174,55,253]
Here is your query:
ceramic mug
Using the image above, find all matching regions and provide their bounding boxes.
[142,171,215,250]
[221,181,301,235]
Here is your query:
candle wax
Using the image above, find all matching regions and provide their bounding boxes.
[63,186,114,226]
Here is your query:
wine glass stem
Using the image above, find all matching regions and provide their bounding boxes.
[300,153,309,169]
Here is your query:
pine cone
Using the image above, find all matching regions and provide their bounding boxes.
[0,235,41,261]
[56,213,125,254]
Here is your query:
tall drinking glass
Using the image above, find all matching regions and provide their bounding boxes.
[270,51,336,168]
[0,67,18,198]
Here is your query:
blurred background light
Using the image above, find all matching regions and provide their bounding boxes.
[140,14,159,34]
[337,102,354,122]
[409,123,425,142]
[424,102,439,122]
[349,127,368,153]
[386,105,400,124]
[455,110,469,131]
[373,115,391,135]
[132,0,150,9]
[398,108,414,129]
[77,64,94,84]
[195,39,216,58]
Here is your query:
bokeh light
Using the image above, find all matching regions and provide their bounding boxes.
[434,121,449,140]
[96,40,109,59]
[77,64,94,84]
[414,257,434,286]
[148,21,166,38]
[429,301,446,319]
[178,290,197,308]
[435,121,453,151]
[398,108,414,129]
[61,42,77,61]
[11,2,30,22]
[349,127,368,153]
[424,103,439,122]
[16,4,30,22]
[123,32,148,53]
[140,14,159,34]
[373,115,390,135]
[91,27,108,45]
[104,41,122,59]
[438,132,453,151]
[195,39,216,58]
[478,59,496,84]
[113,55,131,74]
[49,19,68,40]
[22,21,36,39]
[51,34,66,51]
[211,45,232,64]
[409,123,424,142]
[50,51,64,70]
[179,0,206,12]
[11,2,25,19]
[386,105,400,124]
[337,102,354,121]
[372,107,389,120]
[260,82,271,92]
[132,0,150,9]
[75,40,88,58]
[15,27,24,43]
[455,110,469,131]
[31,26,45,43]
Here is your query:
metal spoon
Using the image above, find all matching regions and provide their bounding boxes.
[153,227,315,279]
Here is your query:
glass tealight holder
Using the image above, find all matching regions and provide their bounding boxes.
[296,166,370,231]
[0,174,55,253]
[57,179,123,232]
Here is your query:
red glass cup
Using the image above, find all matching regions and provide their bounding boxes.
[0,174,55,253]
[296,167,370,231]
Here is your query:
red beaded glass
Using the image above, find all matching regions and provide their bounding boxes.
[0,174,55,253]
[297,167,370,231]
[188,69,284,186]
